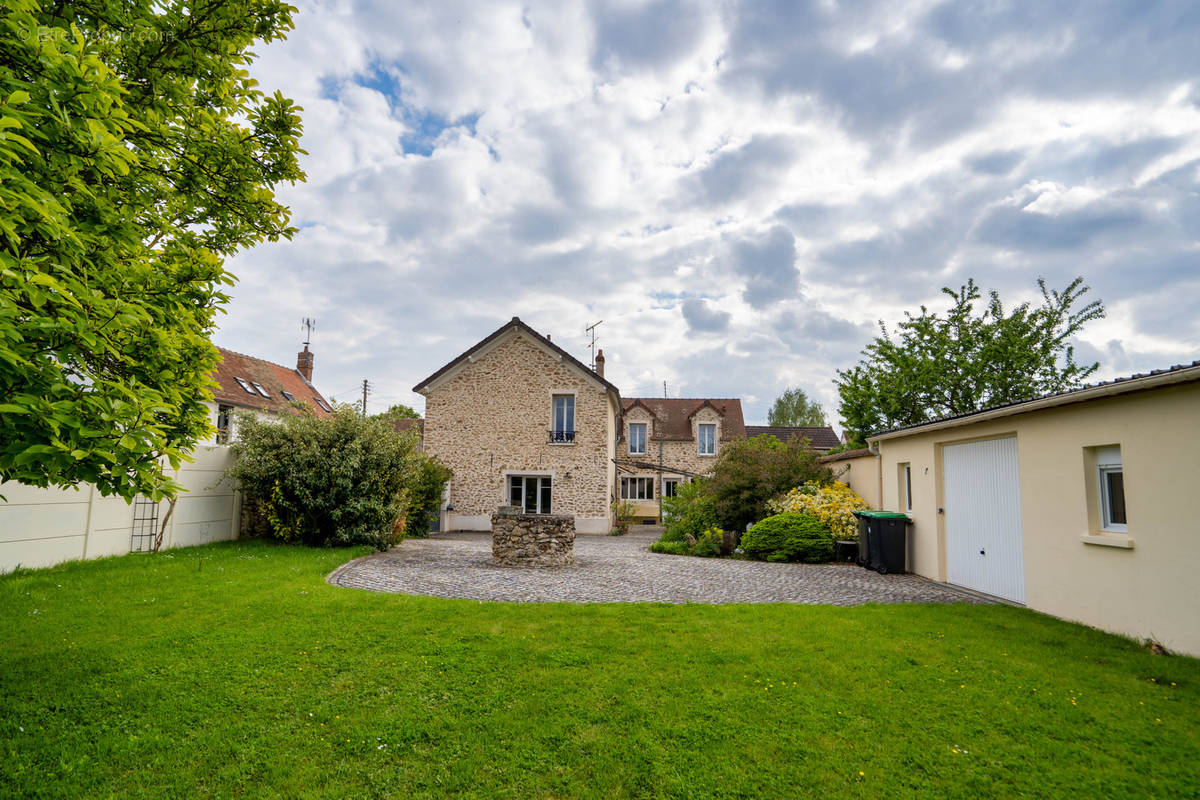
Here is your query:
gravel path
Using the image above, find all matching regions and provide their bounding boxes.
[327,530,987,606]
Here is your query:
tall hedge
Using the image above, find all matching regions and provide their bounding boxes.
[228,407,444,549]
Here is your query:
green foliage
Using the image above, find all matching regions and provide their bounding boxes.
[659,478,718,543]
[767,387,828,427]
[372,404,420,421]
[836,277,1105,447]
[648,539,691,555]
[708,435,834,532]
[740,513,835,563]
[0,0,305,501]
[402,454,451,539]
[611,500,635,535]
[227,408,421,549]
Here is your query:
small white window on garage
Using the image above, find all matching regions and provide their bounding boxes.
[698,423,716,455]
[620,477,654,500]
[629,422,647,455]
[1097,446,1127,532]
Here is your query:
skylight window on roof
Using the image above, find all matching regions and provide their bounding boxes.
[280,390,295,402]
[234,377,256,395]
[250,381,270,398]
[313,397,331,412]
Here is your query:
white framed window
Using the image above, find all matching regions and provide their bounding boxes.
[509,475,553,514]
[629,422,647,455]
[1097,446,1127,532]
[621,477,654,500]
[551,394,575,443]
[234,377,256,396]
[662,478,679,498]
[250,381,271,398]
[698,423,716,455]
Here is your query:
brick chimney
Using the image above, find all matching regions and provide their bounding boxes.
[296,345,314,382]
[594,349,605,378]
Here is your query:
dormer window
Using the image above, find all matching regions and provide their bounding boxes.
[250,381,270,398]
[234,377,256,395]
[629,423,647,455]
[698,423,716,455]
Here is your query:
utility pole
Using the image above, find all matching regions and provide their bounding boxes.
[584,320,603,370]
[361,379,370,417]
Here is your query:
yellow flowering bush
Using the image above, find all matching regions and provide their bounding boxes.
[768,481,870,541]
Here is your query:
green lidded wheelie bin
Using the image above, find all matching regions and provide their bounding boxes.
[852,511,911,574]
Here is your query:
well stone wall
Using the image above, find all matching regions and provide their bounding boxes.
[491,506,575,566]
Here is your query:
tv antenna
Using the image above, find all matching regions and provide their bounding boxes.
[584,320,603,370]
[301,317,316,349]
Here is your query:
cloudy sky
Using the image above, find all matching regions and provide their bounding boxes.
[214,0,1200,426]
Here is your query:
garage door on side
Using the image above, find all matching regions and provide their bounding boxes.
[942,436,1026,604]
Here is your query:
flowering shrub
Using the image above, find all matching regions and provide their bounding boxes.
[769,481,870,541]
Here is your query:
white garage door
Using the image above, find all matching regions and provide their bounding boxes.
[943,436,1025,603]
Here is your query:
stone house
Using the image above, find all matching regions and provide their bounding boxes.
[616,397,746,523]
[414,318,623,533]
[415,316,839,531]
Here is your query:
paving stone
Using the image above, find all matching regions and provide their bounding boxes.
[327,530,990,606]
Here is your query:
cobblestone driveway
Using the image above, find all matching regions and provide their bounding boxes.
[328,530,986,605]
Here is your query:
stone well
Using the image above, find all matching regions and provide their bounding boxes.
[491,505,575,566]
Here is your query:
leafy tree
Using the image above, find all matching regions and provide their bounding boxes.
[708,435,833,532]
[373,404,420,421]
[836,277,1105,447]
[227,408,444,550]
[767,387,828,427]
[0,0,304,501]
[403,455,452,539]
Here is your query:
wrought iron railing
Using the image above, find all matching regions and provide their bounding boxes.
[548,429,577,443]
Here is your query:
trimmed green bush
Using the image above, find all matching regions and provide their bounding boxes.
[740,513,834,563]
[649,540,691,555]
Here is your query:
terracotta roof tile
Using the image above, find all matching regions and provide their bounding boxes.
[210,348,332,417]
[745,425,841,450]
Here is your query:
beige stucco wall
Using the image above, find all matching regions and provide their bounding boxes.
[825,453,882,509]
[875,381,1200,656]
[619,405,724,521]
[0,445,242,573]
[422,331,616,533]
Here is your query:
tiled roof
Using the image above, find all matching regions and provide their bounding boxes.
[412,316,622,397]
[211,348,332,417]
[622,398,747,441]
[745,425,841,450]
[392,417,424,436]
[818,447,875,463]
[871,359,1200,440]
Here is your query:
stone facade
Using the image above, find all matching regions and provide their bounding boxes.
[491,506,575,566]
[620,404,728,521]
[420,326,618,533]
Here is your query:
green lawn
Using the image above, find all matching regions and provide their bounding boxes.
[1,541,1197,799]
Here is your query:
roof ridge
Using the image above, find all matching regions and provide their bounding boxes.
[217,346,297,374]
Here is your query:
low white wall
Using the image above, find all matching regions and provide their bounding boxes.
[0,445,241,573]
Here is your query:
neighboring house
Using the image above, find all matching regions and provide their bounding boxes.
[391,417,425,450]
[207,345,332,443]
[617,398,746,523]
[862,360,1200,656]
[745,425,840,452]
[414,317,623,534]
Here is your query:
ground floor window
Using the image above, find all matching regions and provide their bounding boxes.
[621,477,654,500]
[216,404,232,444]
[662,478,679,498]
[508,475,552,514]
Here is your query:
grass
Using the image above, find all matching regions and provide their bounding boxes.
[1,541,1197,799]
